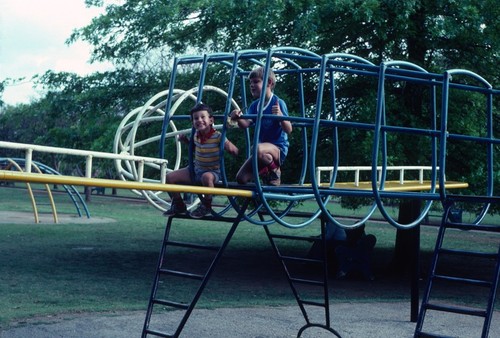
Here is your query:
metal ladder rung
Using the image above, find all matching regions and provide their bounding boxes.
[166,240,220,251]
[445,222,500,232]
[439,248,498,259]
[425,302,487,317]
[152,298,189,310]
[434,274,492,287]
[143,328,173,338]
[268,233,317,241]
[290,277,325,286]
[301,299,327,307]
[280,255,322,264]
[416,332,449,338]
[159,268,204,280]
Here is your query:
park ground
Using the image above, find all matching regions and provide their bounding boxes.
[0,187,499,337]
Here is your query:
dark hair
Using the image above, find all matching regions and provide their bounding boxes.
[190,103,213,116]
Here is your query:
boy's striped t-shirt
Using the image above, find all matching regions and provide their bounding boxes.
[193,131,223,171]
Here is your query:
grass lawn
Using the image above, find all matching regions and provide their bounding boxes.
[0,184,499,329]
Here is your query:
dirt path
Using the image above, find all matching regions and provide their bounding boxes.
[0,211,115,224]
[2,302,499,338]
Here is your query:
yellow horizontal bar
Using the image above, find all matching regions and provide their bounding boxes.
[0,170,254,198]
[1,170,468,198]
[318,180,468,191]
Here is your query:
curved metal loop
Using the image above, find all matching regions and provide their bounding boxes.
[371,60,439,229]
[114,89,189,210]
[439,69,495,225]
[240,47,326,228]
[309,53,379,229]
[297,323,341,338]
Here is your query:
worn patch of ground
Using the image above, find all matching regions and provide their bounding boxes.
[0,211,115,224]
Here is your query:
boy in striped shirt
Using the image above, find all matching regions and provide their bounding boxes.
[164,103,239,218]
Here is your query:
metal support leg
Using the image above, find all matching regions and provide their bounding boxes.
[263,212,342,337]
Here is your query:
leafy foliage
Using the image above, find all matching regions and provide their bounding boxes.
[72,0,498,81]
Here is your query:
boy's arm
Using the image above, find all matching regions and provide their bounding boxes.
[224,139,239,157]
[230,109,252,128]
[272,101,293,134]
[178,133,190,144]
[280,118,293,134]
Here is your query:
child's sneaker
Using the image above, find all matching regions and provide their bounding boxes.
[266,167,281,186]
[163,200,187,216]
[189,204,212,218]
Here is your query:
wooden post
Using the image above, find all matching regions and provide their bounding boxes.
[393,199,421,322]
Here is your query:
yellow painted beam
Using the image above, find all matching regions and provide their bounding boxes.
[317,180,469,191]
[0,170,254,198]
[0,170,468,199]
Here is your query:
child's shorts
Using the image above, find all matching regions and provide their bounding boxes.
[194,168,221,184]
[278,148,286,166]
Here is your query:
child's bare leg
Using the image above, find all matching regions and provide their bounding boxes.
[199,172,215,205]
[165,167,191,199]
[257,143,281,185]
[190,172,216,218]
[236,144,281,185]
[236,158,255,184]
[257,143,280,168]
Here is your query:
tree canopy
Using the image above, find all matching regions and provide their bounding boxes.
[73,0,498,82]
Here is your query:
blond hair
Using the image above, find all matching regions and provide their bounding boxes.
[249,66,276,91]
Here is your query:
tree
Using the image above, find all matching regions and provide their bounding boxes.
[71,0,499,178]
[0,80,5,108]
[73,0,498,82]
